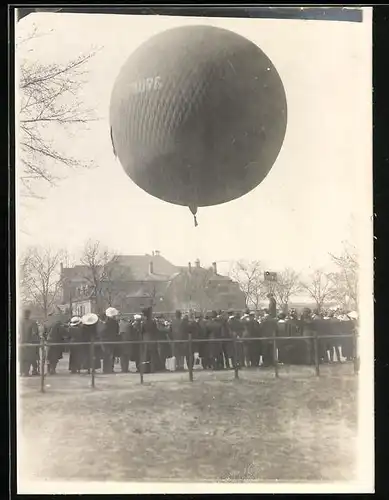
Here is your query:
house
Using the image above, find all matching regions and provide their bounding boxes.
[165,259,246,312]
[60,252,245,316]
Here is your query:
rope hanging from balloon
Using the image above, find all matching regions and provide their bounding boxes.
[189,205,198,227]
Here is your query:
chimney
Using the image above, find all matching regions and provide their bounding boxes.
[60,262,64,274]
[149,261,154,274]
[155,250,160,256]
[152,251,155,257]
[195,258,200,268]
[212,262,217,274]
[188,262,192,273]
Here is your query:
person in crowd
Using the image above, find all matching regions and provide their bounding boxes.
[267,294,277,319]
[180,313,195,371]
[171,310,185,371]
[141,307,160,373]
[46,315,66,375]
[276,312,289,364]
[119,316,132,373]
[195,313,209,369]
[19,309,39,377]
[228,311,244,368]
[206,311,224,370]
[101,307,120,374]
[130,314,143,372]
[259,314,276,367]
[81,312,99,372]
[244,311,262,367]
[68,316,83,374]
[156,317,172,372]
[219,311,232,370]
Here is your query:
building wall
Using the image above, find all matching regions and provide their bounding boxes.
[165,271,246,313]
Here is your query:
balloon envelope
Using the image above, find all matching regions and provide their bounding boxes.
[110,25,287,209]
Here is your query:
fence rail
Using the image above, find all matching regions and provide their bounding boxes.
[19,332,359,393]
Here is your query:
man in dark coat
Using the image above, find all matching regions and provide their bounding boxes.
[227,311,244,368]
[119,317,132,373]
[219,311,232,369]
[19,309,39,377]
[260,316,277,367]
[206,311,224,370]
[171,310,185,371]
[46,318,66,375]
[101,308,119,374]
[156,318,172,372]
[130,315,143,372]
[141,307,160,373]
[197,314,211,369]
[244,313,262,367]
[68,316,83,374]
[267,294,277,319]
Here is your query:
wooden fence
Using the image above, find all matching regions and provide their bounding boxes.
[19,330,359,393]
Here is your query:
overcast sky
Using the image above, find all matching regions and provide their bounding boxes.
[16,11,372,276]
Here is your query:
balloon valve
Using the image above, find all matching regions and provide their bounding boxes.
[189,205,199,228]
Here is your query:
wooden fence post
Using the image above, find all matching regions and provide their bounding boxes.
[90,339,95,389]
[233,335,239,380]
[40,336,46,393]
[272,329,279,378]
[188,334,194,382]
[313,331,320,376]
[139,340,144,384]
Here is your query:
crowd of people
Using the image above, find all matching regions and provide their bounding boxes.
[19,295,358,377]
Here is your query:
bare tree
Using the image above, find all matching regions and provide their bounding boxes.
[17,27,101,198]
[272,268,302,312]
[329,244,359,310]
[300,270,335,313]
[229,260,265,309]
[79,240,132,312]
[19,246,65,318]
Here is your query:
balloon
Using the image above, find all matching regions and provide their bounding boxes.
[110,25,287,224]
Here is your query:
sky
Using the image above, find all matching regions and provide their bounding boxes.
[15,11,372,277]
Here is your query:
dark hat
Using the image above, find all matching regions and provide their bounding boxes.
[142,306,152,318]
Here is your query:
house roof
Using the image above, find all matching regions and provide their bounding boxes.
[62,256,233,284]
[115,254,178,280]
[176,266,231,282]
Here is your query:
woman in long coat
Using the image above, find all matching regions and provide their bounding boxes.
[68,316,83,373]
[81,313,100,372]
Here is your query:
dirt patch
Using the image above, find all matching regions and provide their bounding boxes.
[18,364,358,483]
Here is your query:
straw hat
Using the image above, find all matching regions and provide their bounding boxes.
[70,316,82,326]
[106,307,119,318]
[81,313,99,326]
[134,314,142,321]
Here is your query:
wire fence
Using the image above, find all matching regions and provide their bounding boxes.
[19,329,359,393]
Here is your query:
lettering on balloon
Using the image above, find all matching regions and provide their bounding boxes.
[128,76,162,94]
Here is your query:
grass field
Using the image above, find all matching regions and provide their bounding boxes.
[18,356,358,484]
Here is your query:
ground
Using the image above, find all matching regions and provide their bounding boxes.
[18,355,358,484]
